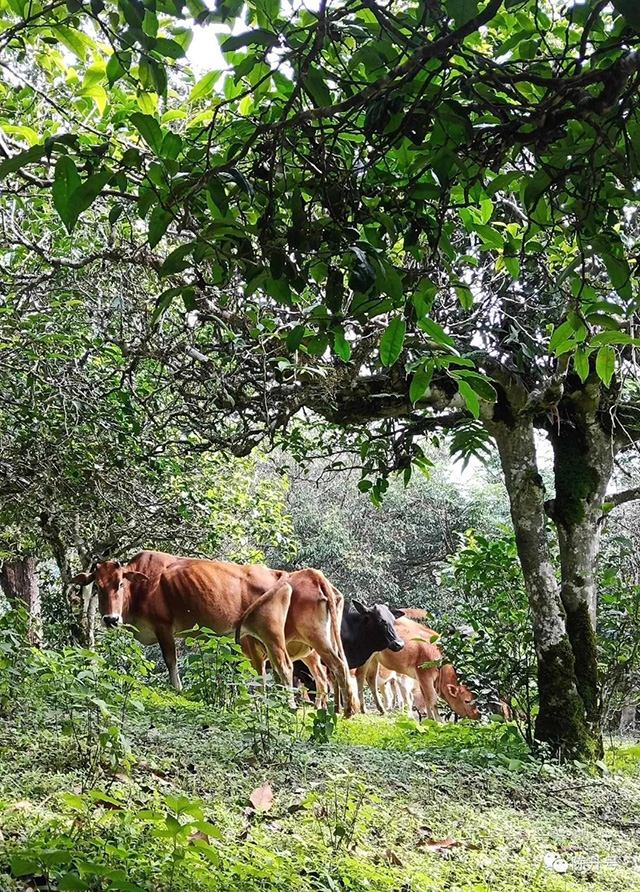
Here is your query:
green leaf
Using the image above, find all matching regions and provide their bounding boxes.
[152,288,179,324]
[221,28,277,52]
[410,362,434,404]
[612,0,640,31]
[286,324,306,352]
[455,370,497,402]
[574,348,589,383]
[523,170,551,214]
[149,205,173,248]
[53,155,82,231]
[304,68,331,107]
[595,345,615,388]
[153,37,186,59]
[80,83,108,115]
[549,320,575,354]
[69,171,112,225]
[0,144,46,179]
[130,112,164,155]
[333,326,351,362]
[590,331,637,347]
[59,874,87,891]
[447,0,478,27]
[161,131,183,159]
[379,316,406,367]
[160,243,194,276]
[107,53,127,85]
[11,855,38,877]
[455,285,473,310]
[418,317,455,348]
[601,251,633,301]
[457,379,480,418]
[55,25,89,60]
[189,70,221,101]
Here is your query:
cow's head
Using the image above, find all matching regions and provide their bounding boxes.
[440,668,480,720]
[70,561,148,628]
[352,601,405,653]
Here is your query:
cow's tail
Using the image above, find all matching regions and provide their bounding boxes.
[318,575,349,666]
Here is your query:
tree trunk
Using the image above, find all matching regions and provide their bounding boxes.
[79,583,98,647]
[0,556,42,644]
[548,393,612,758]
[487,414,599,760]
[39,512,97,646]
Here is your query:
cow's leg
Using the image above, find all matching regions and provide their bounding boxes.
[264,639,295,703]
[157,626,181,691]
[416,668,441,721]
[367,662,387,715]
[379,677,394,712]
[354,663,369,714]
[317,646,357,718]
[241,636,268,691]
[240,582,294,701]
[302,652,329,709]
[403,679,415,718]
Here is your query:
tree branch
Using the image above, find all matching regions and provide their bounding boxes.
[606,486,640,509]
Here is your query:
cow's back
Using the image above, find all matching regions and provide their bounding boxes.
[159,559,282,636]
[377,617,442,677]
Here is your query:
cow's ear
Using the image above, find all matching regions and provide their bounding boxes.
[446,683,459,699]
[123,570,148,583]
[391,609,405,619]
[352,600,367,614]
[70,571,95,586]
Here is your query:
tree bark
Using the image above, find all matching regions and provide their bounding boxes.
[0,556,42,644]
[547,388,613,757]
[487,412,599,759]
[39,512,97,645]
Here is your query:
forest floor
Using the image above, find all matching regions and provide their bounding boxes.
[2,674,640,892]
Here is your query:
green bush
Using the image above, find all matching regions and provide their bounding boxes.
[440,530,537,742]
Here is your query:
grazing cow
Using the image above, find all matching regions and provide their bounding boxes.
[72,551,358,716]
[356,616,480,721]
[242,599,405,710]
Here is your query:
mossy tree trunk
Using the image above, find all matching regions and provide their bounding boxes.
[547,385,613,757]
[487,412,598,760]
[0,556,42,644]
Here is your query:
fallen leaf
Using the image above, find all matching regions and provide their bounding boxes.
[249,782,274,812]
[422,837,460,854]
[385,849,403,866]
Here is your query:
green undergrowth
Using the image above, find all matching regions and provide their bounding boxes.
[1,634,640,891]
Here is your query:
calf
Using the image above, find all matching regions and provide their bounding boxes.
[356,616,480,721]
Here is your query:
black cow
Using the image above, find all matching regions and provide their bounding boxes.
[341,600,405,667]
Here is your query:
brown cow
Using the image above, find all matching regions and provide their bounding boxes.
[72,552,358,717]
[356,616,480,721]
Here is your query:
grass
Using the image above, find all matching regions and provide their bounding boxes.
[2,651,640,892]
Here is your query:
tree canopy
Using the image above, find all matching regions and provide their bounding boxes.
[4,0,640,759]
